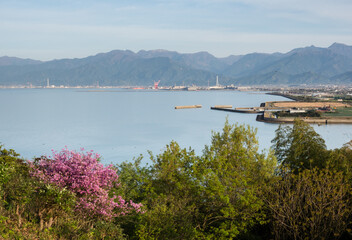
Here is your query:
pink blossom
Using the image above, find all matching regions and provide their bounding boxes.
[30,147,142,220]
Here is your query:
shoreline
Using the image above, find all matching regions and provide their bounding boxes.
[212,96,352,124]
[256,114,352,124]
[266,92,301,101]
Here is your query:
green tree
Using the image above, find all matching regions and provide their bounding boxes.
[135,141,200,240]
[272,119,328,172]
[266,168,351,240]
[327,140,352,182]
[118,120,277,239]
[0,145,126,239]
[115,156,151,239]
[0,145,36,237]
[0,146,80,239]
[197,121,276,239]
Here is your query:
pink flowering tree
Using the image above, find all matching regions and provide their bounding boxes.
[30,148,142,221]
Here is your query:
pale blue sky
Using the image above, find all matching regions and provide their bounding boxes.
[1,0,352,60]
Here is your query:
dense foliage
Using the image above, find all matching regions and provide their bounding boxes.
[266,168,351,240]
[1,119,352,239]
[272,119,328,171]
[0,147,139,239]
[119,122,276,239]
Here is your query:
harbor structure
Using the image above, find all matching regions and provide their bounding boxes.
[154,80,160,89]
[209,76,225,90]
[175,105,202,109]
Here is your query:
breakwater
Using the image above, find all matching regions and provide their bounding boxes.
[175,105,202,109]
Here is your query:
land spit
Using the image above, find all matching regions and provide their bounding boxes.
[268,101,349,108]
[211,101,352,124]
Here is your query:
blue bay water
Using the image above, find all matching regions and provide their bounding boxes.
[0,88,351,165]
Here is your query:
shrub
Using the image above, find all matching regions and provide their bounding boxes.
[30,148,142,221]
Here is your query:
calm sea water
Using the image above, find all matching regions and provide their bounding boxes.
[1,88,351,165]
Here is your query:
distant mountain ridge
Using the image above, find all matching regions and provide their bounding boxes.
[0,56,42,66]
[1,42,352,86]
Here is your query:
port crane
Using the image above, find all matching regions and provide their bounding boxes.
[154,80,160,89]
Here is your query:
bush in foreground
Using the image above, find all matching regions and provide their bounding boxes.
[30,148,143,221]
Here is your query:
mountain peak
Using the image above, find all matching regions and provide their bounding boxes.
[137,49,179,59]
[329,42,348,48]
[287,45,326,55]
[328,42,352,58]
[152,49,172,53]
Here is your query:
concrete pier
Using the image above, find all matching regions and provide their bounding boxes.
[211,106,264,114]
[214,105,232,108]
[175,105,202,109]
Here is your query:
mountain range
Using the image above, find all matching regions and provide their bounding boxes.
[1,43,352,86]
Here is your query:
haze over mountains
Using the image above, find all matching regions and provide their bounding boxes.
[1,43,352,86]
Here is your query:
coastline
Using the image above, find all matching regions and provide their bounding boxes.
[257,113,352,124]
[212,95,352,124]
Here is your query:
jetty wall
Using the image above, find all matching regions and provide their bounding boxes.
[175,105,202,109]
[258,113,352,124]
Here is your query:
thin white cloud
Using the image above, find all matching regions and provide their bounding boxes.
[1,0,352,59]
[239,0,352,23]
[1,20,352,59]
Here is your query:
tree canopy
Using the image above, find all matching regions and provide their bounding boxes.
[271,119,328,172]
[1,119,352,239]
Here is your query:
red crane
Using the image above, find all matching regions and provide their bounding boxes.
[154,80,160,89]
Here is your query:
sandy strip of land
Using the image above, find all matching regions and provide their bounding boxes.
[271,101,350,108]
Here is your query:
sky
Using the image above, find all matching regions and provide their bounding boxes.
[1,0,352,60]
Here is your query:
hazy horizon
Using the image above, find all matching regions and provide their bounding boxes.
[1,0,352,61]
[1,42,348,62]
